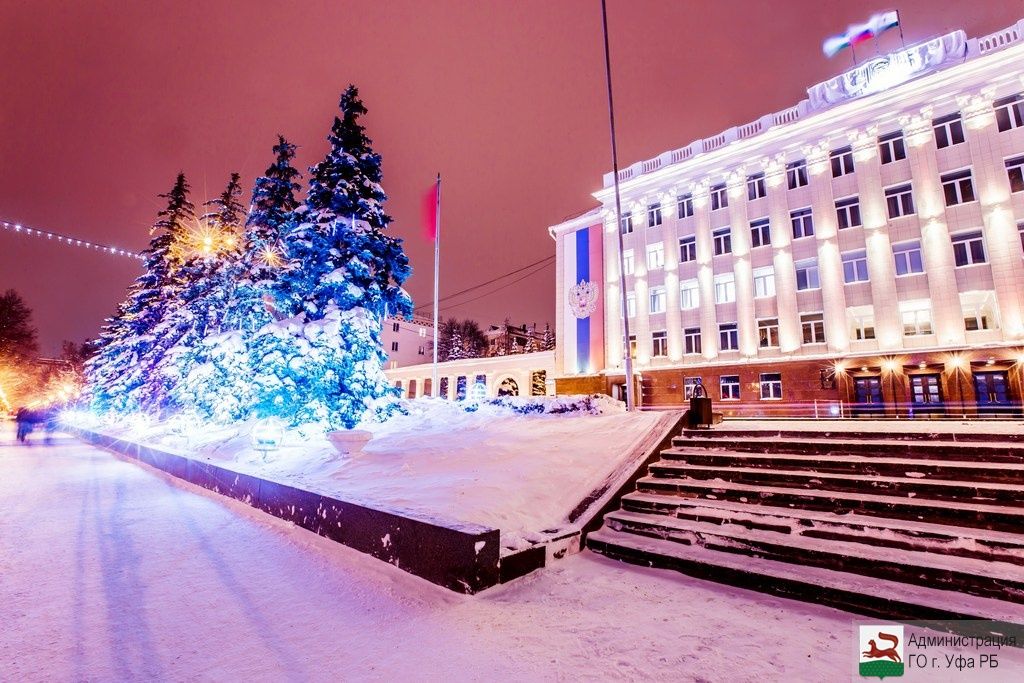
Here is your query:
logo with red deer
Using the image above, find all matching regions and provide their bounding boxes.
[859,625,905,678]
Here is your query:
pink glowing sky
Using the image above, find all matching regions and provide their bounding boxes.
[1,1,1019,353]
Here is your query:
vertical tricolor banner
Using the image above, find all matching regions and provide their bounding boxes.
[563,223,604,374]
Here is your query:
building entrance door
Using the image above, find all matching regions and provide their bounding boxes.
[852,376,883,416]
[974,371,1015,416]
[910,374,943,416]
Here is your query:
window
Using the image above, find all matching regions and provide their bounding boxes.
[684,327,702,355]
[879,131,906,164]
[418,346,425,355]
[801,312,825,344]
[628,335,637,359]
[392,322,400,332]
[720,375,740,400]
[622,249,634,275]
[795,258,819,290]
[787,160,808,189]
[951,231,986,267]
[747,173,766,200]
[713,227,732,256]
[418,327,427,338]
[749,218,771,248]
[391,341,399,352]
[679,235,697,263]
[677,193,694,218]
[940,169,976,206]
[680,279,699,310]
[835,196,861,230]
[911,375,942,406]
[683,377,704,399]
[647,202,662,228]
[830,146,854,177]
[893,240,924,276]
[841,249,869,284]
[1006,155,1024,193]
[758,318,779,348]
[752,266,775,298]
[995,94,1024,133]
[791,207,814,238]
[885,184,915,218]
[652,330,667,357]
[933,113,965,148]
[760,373,782,400]
[408,379,417,399]
[646,242,665,269]
[649,286,666,314]
[625,292,636,318]
[620,211,633,235]
[1019,221,1024,251]
[714,272,736,303]
[848,307,876,340]
[710,183,728,211]
[719,322,738,351]
[900,301,932,336]
[962,292,998,331]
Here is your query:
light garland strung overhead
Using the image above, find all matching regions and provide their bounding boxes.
[1,218,143,261]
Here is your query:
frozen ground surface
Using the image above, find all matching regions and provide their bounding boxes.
[4,426,1023,682]
[92,397,667,550]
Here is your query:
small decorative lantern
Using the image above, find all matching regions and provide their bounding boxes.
[251,418,285,456]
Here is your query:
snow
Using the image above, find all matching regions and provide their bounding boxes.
[85,396,663,551]
[7,427,1022,681]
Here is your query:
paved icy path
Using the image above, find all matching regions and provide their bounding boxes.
[3,428,1022,681]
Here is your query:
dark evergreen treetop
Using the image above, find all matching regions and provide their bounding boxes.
[279,85,411,322]
[246,136,301,257]
[0,289,38,359]
[204,171,245,230]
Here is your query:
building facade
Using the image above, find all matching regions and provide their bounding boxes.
[385,351,556,400]
[382,315,434,369]
[551,20,1024,417]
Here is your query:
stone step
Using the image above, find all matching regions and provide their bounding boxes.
[587,527,1024,629]
[678,428,1024,444]
[603,509,1024,603]
[619,492,1024,566]
[659,449,1024,483]
[632,476,1024,533]
[670,436,1024,463]
[644,463,1024,506]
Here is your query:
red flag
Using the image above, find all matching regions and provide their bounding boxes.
[421,182,438,241]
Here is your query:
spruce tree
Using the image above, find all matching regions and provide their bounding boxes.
[542,323,555,351]
[87,173,194,414]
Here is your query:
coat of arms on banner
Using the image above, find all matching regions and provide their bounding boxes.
[568,279,599,319]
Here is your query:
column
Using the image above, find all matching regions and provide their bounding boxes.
[659,191,684,361]
[960,91,1024,340]
[726,171,757,356]
[693,181,719,359]
[807,141,850,353]
[603,212,625,369]
[763,154,801,353]
[902,109,966,347]
[849,127,902,350]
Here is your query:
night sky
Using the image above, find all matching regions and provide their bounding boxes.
[1,0,1020,354]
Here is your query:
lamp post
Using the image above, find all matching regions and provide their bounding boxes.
[600,0,636,412]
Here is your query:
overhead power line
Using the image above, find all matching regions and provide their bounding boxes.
[413,255,555,312]
[417,258,554,314]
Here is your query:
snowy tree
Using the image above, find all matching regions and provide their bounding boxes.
[447,327,465,361]
[264,86,412,428]
[542,323,555,351]
[524,326,537,354]
[510,338,521,355]
[87,172,195,414]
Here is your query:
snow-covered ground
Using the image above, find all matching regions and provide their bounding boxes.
[6,427,1020,681]
[81,397,666,550]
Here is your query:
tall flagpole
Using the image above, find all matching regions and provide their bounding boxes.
[431,174,441,396]
[600,0,636,412]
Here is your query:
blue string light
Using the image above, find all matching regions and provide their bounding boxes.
[0,218,143,261]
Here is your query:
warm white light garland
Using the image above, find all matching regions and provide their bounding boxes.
[1,219,143,261]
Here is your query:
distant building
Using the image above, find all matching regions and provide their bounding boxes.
[551,19,1024,417]
[385,351,556,399]
[381,315,434,369]
[484,322,547,356]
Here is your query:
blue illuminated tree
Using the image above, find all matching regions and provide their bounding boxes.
[86,173,195,414]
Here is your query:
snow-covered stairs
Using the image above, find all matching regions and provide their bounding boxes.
[588,428,1024,626]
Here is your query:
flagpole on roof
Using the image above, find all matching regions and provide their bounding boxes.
[431,174,441,397]
[600,0,636,412]
[895,10,906,48]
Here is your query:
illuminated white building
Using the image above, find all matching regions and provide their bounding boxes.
[551,19,1024,416]
[381,315,433,369]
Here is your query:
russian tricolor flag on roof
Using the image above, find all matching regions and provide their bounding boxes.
[823,11,900,58]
